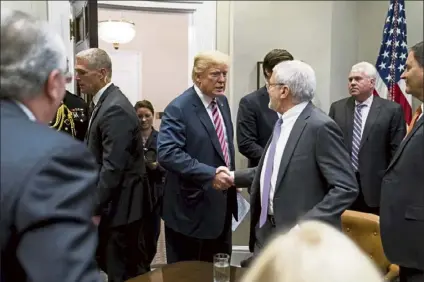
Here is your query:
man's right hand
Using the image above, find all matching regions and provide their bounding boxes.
[212,167,234,190]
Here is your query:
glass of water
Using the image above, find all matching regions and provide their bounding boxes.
[213,253,230,282]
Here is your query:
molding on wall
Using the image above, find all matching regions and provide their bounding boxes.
[98,1,200,13]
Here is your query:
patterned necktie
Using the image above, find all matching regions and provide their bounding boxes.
[88,101,95,118]
[211,99,230,166]
[351,103,366,171]
[259,118,283,228]
[406,106,422,136]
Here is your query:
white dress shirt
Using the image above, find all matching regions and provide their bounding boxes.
[260,102,309,215]
[15,101,36,121]
[194,85,231,164]
[355,94,373,136]
[419,103,424,121]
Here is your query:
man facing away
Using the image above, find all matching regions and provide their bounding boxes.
[329,62,406,215]
[237,49,293,170]
[157,51,237,263]
[226,60,359,258]
[75,48,147,282]
[380,41,424,282]
[0,9,101,282]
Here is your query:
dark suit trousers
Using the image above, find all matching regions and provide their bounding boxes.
[350,172,379,215]
[400,266,424,282]
[164,201,232,263]
[97,219,149,282]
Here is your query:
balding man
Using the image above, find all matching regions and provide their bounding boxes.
[329,62,406,215]
[157,51,237,263]
[75,48,147,281]
[0,9,101,282]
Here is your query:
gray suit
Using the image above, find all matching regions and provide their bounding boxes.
[235,102,359,252]
[380,115,424,274]
[0,100,101,282]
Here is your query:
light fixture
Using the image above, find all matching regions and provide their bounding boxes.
[98,19,136,50]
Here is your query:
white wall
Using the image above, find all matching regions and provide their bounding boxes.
[1,0,48,19]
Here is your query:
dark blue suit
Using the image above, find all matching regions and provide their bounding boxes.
[157,86,237,262]
[0,100,101,282]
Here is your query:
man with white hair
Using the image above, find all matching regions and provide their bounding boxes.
[329,62,406,215]
[230,60,359,256]
[0,9,101,282]
[75,48,147,281]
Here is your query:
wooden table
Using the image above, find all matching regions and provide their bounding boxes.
[126,261,247,282]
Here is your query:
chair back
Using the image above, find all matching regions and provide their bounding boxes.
[341,210,391,272]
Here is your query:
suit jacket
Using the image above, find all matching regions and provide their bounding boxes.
[85,84,147,227]
[234,102,359,252]
[157,86,237,239]
[0,100,101,282]
[329,96,406,207]
[380,115,424,270]
[237,86,278,168]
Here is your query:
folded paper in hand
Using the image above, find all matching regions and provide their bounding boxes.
[232,192,250,231]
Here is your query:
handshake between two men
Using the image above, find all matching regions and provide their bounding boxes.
[212,166,235,190]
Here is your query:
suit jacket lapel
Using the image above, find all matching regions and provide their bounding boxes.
[387,117,423,171]
[85,84,115,143]
[192,91,226,163]
[274,102,312,190]
[345,97,355,153]
[359,96,381,150]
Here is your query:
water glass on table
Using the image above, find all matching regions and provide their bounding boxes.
[213,253,230,282]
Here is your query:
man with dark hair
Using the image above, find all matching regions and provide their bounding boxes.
[237,49,294,170]
[380,40,424,282]
[236,49,293,267]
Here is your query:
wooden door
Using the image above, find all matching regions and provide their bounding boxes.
[70,0,98,103]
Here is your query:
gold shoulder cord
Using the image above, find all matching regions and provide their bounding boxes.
[50,103,76,137]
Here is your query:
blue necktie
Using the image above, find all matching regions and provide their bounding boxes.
[260,118,283,228]
[351,104,366,171]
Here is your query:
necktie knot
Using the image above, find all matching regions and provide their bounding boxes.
[356,103,366,110]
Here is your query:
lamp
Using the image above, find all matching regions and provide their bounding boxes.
[98,19,136,50]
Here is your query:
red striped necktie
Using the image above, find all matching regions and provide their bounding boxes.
[211,99,230,166]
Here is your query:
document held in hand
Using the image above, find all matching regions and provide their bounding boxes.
[232,192,250,231]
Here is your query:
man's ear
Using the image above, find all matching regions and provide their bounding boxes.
[45,69,64,102]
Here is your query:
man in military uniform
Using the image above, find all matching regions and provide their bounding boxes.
[50,90,89,141]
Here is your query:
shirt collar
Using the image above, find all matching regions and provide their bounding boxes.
[15,101,36,121]
[355,94,373,107]
[92,82,112,105]
[278,101,309,121]
[194,85,214,109]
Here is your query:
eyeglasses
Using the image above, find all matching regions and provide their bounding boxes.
[265,82,284,90]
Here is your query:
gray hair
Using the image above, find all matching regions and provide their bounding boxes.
[0,9,67,100]
[350,62,377,80]
[76,48,112,79]
[273,60,316,103]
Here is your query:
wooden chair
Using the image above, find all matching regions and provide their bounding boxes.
[341,210,399,281]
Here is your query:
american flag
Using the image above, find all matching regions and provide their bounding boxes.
[374,0,412,124]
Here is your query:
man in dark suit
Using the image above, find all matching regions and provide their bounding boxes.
[75,48,147,282]
[228,60,358,256]
[0,9,101,282]
[380,41,424,282]
[329,62,406,215]
[237,49,293,169]
[157,50,237,263]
